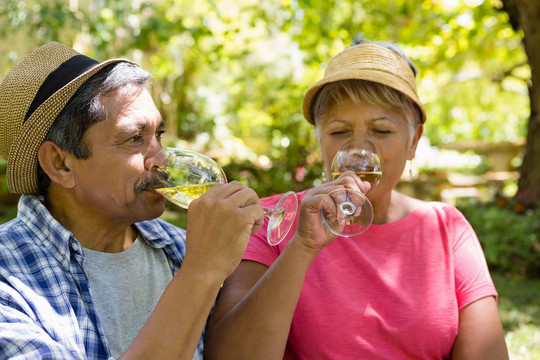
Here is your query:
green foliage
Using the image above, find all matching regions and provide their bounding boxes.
[457,198,540,277]
[492,273,540,359]
[223,159,323,198]
[159,206,188,229]
[0,0,528,156]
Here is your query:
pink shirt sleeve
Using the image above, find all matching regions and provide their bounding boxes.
[448,206,498,309]
[243,192,300,266]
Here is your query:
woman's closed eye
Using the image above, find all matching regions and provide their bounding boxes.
[373,128,392,134]
[330,129,349,136]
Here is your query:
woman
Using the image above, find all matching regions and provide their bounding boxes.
[204,39,509,359]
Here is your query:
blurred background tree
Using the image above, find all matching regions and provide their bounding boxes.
[501,0,540,209]
[0,0,534,199]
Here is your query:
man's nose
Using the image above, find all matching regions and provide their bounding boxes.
[145,145,167,171]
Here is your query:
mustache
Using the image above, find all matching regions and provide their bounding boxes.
[135,169,169,191]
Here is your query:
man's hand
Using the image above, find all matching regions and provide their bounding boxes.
[184,181,264,279]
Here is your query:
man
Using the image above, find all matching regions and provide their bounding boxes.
[0,42,263,359]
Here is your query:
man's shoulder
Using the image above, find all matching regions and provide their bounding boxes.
[0,216,29,247]
[0,195,49,238]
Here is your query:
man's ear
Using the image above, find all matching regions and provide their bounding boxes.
[37,141,75,189]
[408,124,424,160]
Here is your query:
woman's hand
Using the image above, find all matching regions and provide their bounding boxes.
[292,170,372,253]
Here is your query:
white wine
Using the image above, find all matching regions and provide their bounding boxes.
[156,183,218,209]
[332,171,382,186]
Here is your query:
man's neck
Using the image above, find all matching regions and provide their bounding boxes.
[44,191,137,253]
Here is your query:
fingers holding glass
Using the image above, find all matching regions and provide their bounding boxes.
[319,143,382,238]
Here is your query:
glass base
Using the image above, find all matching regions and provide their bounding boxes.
[266,191,298,246]
[320,188,373,237]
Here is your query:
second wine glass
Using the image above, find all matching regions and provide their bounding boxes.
[320,144,382,237]
[150,147,298,246]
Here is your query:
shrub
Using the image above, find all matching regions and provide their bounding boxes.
[457,198,540,277]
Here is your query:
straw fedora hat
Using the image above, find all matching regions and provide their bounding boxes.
[302,43,427,125]
[0,42,134,195]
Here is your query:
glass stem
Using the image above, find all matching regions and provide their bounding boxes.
[262,207,273,218]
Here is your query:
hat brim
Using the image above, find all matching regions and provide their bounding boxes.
[302,45,427,125]
[7,58,134,195]
[302,70,427,125]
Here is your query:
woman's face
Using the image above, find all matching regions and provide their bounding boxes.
[315,99,423,201]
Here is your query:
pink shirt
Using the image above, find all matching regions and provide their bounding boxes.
[244,191,497,359]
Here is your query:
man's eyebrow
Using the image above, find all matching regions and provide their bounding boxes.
[119,120,165,134]
[118,123,145,134]
[115,123,148,139]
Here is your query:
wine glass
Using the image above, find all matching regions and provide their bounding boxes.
[319,144,382,237]
[149,147,298,246]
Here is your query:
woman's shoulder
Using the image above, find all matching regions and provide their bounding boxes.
[390,191,465,224]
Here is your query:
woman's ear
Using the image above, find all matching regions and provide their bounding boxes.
[37,141,75,189]
[408,124,424,160]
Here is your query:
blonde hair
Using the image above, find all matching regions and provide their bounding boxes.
[312,79,421,138]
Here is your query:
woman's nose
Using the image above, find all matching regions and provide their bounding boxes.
[347,138,378,154]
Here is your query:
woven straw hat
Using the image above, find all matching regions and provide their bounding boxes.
[302,43,427,125]
[0,42,134,195]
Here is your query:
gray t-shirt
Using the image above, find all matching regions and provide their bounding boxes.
[83,236,178,358]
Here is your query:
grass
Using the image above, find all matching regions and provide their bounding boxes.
[493,273,540,359]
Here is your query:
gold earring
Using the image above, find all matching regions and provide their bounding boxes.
[408,159,416,180]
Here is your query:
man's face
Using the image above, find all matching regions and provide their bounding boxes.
[67,84,166,225]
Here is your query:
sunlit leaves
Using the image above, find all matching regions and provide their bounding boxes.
[0,0,529,191]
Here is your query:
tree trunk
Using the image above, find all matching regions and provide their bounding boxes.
[501,0,540,208]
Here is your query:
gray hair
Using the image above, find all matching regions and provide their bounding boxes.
[37,62,152,194]
[312,79,421,138]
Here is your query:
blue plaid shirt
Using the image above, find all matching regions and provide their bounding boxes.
[0,195,204,359]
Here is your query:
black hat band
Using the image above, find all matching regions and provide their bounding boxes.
[24,54,99,122]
